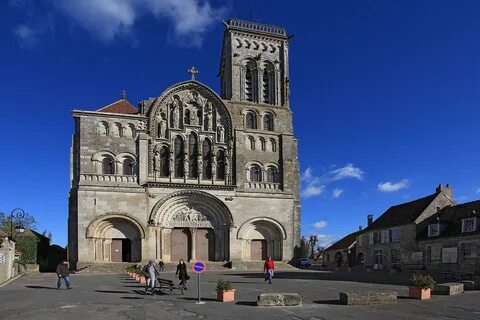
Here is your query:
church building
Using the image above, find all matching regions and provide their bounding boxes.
[68,19,300,268]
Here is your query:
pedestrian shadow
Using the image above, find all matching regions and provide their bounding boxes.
[25,285,57,290]
[95,290,131,294]
[313,300,342,305]
[121,296,144,300]
[123,285,144,288]
[235,301,257,306]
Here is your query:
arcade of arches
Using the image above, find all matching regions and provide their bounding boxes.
[86,192,287,263]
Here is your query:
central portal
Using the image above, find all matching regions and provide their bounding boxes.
[150,190,233,262]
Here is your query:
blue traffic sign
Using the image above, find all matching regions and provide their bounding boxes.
[192,261,206,273]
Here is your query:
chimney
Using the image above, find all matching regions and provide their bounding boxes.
[436,183,452,199]
[435,184,443,194]
[367,214,373,226]
[359,226,363,231]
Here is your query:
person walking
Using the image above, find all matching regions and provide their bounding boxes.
[175,259,189,289]
[142,260,159,295]
[264,257,275,285]
[56,260,71,290]
[158,260,165,272]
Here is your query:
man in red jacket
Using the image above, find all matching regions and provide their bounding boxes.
[264,257,275,284]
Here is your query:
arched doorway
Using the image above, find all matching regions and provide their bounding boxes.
[357,252,365,266]
[237,218,286,261]
[87,214,145,263]
[150,190,233,262]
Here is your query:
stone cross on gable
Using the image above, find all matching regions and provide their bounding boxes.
[188,66,198,80]
[121,89,127,100]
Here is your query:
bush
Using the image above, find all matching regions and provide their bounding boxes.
[410,273,436,289]
[216,279,233,291]
[126,265,137,273]
[16,235,38,265]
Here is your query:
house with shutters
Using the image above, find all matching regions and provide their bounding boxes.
[323,230,360,268]
[417,200,480,272]
[355,184,454,269]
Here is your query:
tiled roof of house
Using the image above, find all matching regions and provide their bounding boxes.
[96,99,138,114]
[362,193,438,232]
[418,200,480,239]
[324,231,359,252]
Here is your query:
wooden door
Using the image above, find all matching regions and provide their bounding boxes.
[251,240,267,260]
[195,229,211,261]
[171,228,189,262]
[111,239,123,262]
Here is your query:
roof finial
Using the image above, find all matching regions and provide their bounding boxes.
[121,89,127,100]
[187,66,198,80]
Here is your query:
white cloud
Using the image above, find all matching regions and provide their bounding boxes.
[313,221,328,230]
[12,0,229,47]
[476,188,480,194]
[13,24,39,47]
[332,188,344,198]
[300,164,364,199]
[377,179,409,192]
[329,163,364,181]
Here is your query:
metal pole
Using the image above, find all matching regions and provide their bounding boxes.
[195,272,205,304]
[10,212,13,241]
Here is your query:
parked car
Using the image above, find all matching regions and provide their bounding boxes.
[293,258,312,269]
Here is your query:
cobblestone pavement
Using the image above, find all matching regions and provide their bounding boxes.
[1,270,479,320]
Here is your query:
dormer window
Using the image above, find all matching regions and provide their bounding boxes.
[428,224,440,237]
[462,218,476,233]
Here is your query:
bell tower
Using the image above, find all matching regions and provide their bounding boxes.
[219,19,290,107]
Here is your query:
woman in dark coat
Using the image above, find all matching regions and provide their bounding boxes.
[175,259,188,288]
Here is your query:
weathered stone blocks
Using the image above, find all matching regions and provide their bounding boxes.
[256,293,302,306]
[339,291,397,305]
[458,280,475,291]
[433,283,464,295]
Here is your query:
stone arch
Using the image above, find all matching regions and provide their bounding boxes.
[149,190,233,262]
[237,217,287,261]
[86,213,145,263]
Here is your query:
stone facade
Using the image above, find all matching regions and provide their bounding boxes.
[355,185,454,270]
[68,19,300,267]
[0,236,16,284]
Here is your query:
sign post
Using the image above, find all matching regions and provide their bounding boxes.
[192,261,206,304]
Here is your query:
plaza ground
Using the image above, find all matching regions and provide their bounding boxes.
[0,269,479,319]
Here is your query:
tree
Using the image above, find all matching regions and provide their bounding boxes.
[294,236,310,258]
[0,211,37,237]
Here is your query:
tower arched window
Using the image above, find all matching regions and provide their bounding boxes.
[245,111,257,129]
[102,157,114,174]
[174,136,184,177]
[249,136,256,150]
[98,122,109,136]
[262,63,275,105]
[260,137,266,151]
[216,149,225,180]
[250,165,262,182]
[189,133,198,178]
[266,166,279,183]
[263,113,274,131]
[202,139,212,179]
[184,109,191,125]
[123,158,134,176]
[245,66,254,102]
[160,146,169,177]
[270,138,277,152]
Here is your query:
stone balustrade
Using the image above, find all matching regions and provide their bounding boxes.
[79,173,137,183]
[244,182,280,190]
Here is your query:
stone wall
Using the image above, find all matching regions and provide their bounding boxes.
[0,239,16,284]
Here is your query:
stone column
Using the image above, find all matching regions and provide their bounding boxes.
[274,68,281,106]
[214,229,223,261]
[103,239,111,262]
[163,228,172,262]
[138,133,149,185]
[256,68,263,103]
[155,228,161,260]
[190,228,197,262]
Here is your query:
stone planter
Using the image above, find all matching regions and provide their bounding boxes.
[409,287,431,300]
[217,289,236,302]
[139,276,146,284]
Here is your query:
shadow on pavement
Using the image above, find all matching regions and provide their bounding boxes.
[313,300,342,305]
[95,290,131,294]
[223,271,412,286]
[178,297,218,302]
[121,296,144,300]
[235,301,257,306]
[25,285,57,290]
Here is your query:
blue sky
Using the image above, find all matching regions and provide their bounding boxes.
[2,0,480,247]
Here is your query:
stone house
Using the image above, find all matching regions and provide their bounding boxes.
[356,185,454,270]
[323,230,360,268]
[417,200,480,272]
[0,229,16,284]
[68,19,300,268]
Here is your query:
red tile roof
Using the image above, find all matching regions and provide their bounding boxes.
[97,99,138,114]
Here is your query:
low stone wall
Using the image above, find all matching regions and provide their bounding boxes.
[339,291,397,305]
[433,283,464,295]
[458,280,475,291]
[257,293,302,306]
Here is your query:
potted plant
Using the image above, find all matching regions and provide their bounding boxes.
[216,279,235,302]
[409,273,435,300]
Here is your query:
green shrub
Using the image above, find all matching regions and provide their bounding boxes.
[216,279,233,291]
[410,273,436,289]
[16,235,38,265]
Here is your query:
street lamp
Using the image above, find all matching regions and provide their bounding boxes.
[309,235,318,258]
[0,208,33,241]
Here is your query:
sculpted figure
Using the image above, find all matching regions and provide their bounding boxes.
[184,156,189,179]
[169,152,174,173]
[153,150,160,172]
[172,106,179,128]
[217,125,225,143]
[190,108,198,125]
[212,157,217,179]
